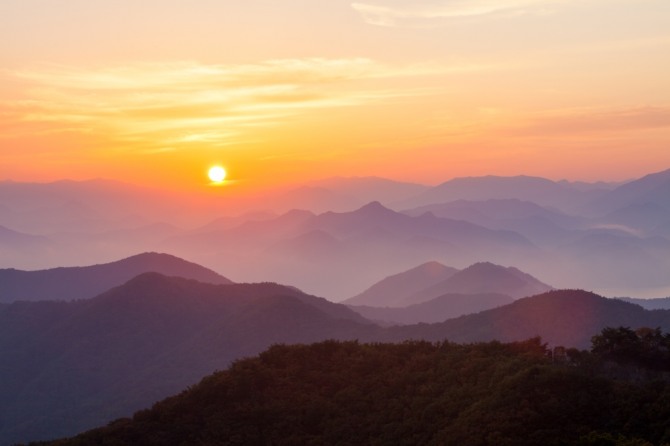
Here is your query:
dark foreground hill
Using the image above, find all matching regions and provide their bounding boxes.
[5,278,670,445]
[380,290,670,349]
[0,252,232,302]
[37,340,670,446]
[0,273,372,445]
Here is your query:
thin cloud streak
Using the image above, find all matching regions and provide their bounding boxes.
[1,58,461,153]
[506,106,670,137]
[352,0,570,27]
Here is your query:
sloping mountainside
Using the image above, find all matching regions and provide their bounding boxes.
[265,176,428,213]
[619,296,670,310]
[0,273,373,445]
[402,198,585,246]
[397,175,613,212]
[588,167,670,216]
[343,261,458,307]
[5,278,670,445]
[166,201,539,299]
[382,290,670,349]
[403,261,553,306]
[0,252,233,302]
[38,340,670,446]
[0,224,51,249]
[350,292,515,325]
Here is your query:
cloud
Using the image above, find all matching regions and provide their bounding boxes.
[351,0,566,27]
[508,106,670,136]
[1,58,448,152]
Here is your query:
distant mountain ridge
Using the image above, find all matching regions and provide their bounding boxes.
[350,292,515,325]
[0,224,50,248]
[346,261,553,310]
[165,201,539,299]
[618,296,670,310]
[588,168,670,215]
[3,169,669,299]
[3,273,670,444]
[407,262,553,304]
[0,252,232,302]
[380,290,670,349]
[397,175,615,213]
[0,272,371,444]
[343,261,458,307]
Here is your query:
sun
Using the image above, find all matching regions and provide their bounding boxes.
[208,165,227,183]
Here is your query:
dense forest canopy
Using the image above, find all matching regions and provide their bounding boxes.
[34,328,670,446]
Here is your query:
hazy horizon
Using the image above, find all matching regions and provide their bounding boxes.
[2,0,670,195]
[4,2,670,444]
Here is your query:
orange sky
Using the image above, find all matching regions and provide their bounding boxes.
[1,0,670,194]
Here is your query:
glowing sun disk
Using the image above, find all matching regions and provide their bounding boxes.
[208,165,227,183]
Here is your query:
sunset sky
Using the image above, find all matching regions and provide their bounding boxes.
[2,0,670,193]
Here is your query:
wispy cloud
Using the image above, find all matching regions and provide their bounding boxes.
[508,106,670,136]
[1,58,450,153]
[352,0,568,27]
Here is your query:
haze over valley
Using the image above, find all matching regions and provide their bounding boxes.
[4,168,670,299]
[4,169,670,443]
[3,0,670,444]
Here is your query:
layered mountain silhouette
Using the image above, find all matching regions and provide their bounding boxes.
[4,169,670,298]
[618,296,670,310]
[408,262,553,303]
[268,176,428,213]
[0,273,372,444]
[350,293,515,325]
[588,167,670,216]
[346,261,552,324]
[0,252,232,303]
[165,201,538,299]
[0,224,50,249]
[343,261,458,307]
[379,290,670,349]
[347,261,552,308]
[402,198,585,246]
[3,270,670,444]
[397,175,615,213]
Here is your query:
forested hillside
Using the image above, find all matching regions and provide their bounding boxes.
[37,335,670,446]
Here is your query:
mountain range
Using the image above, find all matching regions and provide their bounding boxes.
[344,261,459,307]
[3,168,670,298]
[0,273,369,444]
[344,261,553,324]
[39,339,670,446]
[0,252,232,303]
[4,169,670,444]
[394,174,617,213]
[2,263,670,444]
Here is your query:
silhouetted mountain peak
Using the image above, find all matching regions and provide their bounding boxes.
[344,261,458,307]
[447,262,552,296]
[403,261,553,305]
[459,262,534,279]
[356,201,394,215]
[403,288,658,349]
[0,252,232,302]
[588,167,670,215]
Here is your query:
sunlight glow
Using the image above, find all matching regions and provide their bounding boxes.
[208,165,227,183]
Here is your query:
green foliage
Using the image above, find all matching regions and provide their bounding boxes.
[36,337,670,446]
[591,326,670,371]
